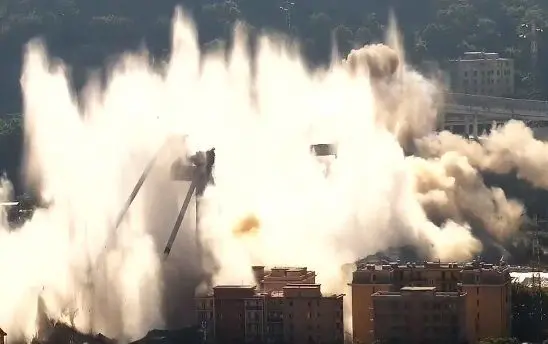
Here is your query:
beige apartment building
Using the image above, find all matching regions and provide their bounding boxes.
[448,52,515,97]
[195,266,344,344]
[351,261,511,344]
[372,286,467,344]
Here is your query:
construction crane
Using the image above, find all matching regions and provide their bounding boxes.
[0,194,41,226]
[113,141,337,260]
[163,148,215,258]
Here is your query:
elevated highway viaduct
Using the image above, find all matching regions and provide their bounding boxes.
[443,93,548,138]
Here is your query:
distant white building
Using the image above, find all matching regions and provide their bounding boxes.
[511,272,548,288]
[447,52,515,97]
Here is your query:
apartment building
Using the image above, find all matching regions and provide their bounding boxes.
[196,285,259,344]
[460,263,512,341]
[196,267,344,344]
[351,261,511,344]
[281,284,344,344]
[372,286,467,344]
[447,52,515,97]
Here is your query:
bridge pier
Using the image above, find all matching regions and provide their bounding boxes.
[472,115,478,138]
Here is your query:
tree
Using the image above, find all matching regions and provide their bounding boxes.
[511,282,548,341]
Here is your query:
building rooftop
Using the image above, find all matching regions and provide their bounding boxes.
[401,286,436,292]
[213,285,255,289]
[284,283,321,289]
[355,260,508,272]
[211,285,257,299]
[356,261,463,271]
[201,283,344,299]
[272,267,307,271]
[373,286,466,297]
[450,52,511,61]
[264,266,315,279]
[352,260,510,285]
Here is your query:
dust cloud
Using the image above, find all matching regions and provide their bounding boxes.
[0,7,533,342]
[417,120,548,190]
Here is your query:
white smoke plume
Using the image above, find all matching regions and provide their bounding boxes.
[0,7,526,342]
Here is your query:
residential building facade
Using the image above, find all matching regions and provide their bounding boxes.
[196,267,344,344]
[351,261,511,344]
[447,52,515,97]
[372,286,467,344]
